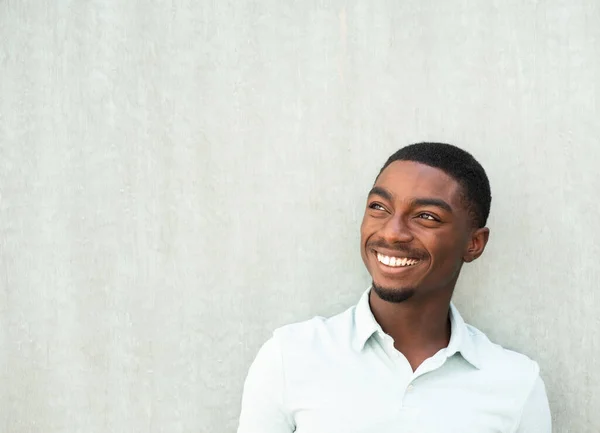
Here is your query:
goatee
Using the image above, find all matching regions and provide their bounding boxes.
[372,281,416,303]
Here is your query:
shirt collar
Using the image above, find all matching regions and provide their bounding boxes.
[352,287,482,369]
[446,302,482,369]
[353,287,383,351]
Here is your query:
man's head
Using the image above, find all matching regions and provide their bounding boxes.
[360,142,491,303]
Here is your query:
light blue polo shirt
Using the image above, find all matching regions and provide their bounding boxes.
[238,288,551,433]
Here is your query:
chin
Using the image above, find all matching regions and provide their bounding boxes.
[372,282,416,303]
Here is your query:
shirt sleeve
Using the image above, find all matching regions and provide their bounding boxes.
[237,335,295,433]
[513,375,552,433]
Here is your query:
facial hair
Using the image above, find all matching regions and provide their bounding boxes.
[372,281,416,303]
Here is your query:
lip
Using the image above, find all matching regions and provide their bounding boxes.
[371,249,424,275]
[372,248,422,260]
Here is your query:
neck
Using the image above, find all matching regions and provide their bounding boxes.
[369,288,453,370]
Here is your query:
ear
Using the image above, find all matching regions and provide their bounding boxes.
[463,227,490,263]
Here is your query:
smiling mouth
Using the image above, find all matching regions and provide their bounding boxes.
[376,252,421,267]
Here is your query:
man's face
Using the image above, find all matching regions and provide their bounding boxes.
[360,160,482,303]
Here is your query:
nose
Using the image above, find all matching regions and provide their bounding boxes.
[380,214,413,244]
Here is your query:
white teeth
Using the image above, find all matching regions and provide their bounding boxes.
[377,253,419,268]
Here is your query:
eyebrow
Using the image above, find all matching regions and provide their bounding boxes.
[368,187,453,213]
[368,186,394,202]
[412,198,453,213]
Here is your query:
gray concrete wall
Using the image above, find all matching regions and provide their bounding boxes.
[1,1,598,432]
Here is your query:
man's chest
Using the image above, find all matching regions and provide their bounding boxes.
[285,357,518,433]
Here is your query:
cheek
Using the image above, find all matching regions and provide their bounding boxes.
[359,218,372,245]
[359,220,375,261]
[359,228,370,257]
[423,234,466,266]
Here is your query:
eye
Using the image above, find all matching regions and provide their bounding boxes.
[417,212,439,222]
[368,202,387,212]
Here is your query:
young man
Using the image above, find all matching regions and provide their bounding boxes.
[237,142,551,433]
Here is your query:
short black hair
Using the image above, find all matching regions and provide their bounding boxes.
[377,142,491,228]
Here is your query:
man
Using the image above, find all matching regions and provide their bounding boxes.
[237,142,551,432]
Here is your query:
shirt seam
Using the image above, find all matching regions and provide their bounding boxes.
[274,331,295,429]
[508,361,540,433]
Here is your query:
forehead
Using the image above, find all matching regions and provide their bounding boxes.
[374,160,463,204]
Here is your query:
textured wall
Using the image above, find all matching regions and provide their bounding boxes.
[1,1,599,432]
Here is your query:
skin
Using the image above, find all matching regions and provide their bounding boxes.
[360,160,489,371]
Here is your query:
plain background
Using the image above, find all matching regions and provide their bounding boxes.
[1,1,599,432]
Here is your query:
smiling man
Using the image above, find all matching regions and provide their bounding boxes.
[237,142,551,433]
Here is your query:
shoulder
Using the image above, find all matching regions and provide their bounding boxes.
[465,325,551,429]
[274,305,355,340]
[468,324,539,371]
[270,305,357,356]
[466,324,541,394]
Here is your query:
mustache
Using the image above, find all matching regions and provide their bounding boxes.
[366,240,428,260]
